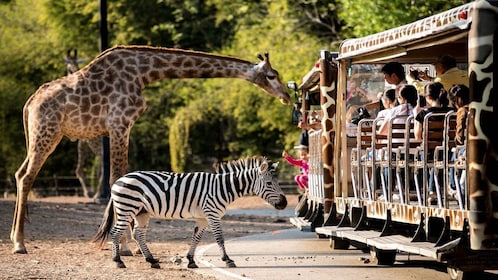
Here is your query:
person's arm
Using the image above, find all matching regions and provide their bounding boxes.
[282,150,289,158]
[414,120,423,141]
[418,71,434,82]
[377,119,388,136]
[455,109,467,145]
[282,152,304,167]
[414,111,425,141]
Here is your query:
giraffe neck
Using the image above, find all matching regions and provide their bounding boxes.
[81,46,257,89]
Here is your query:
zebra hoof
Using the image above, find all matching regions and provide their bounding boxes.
[120,249,133,256]
[150,263,161,269]
[116,261,126,268]
[226,261,237,268]
[187,262,199,269]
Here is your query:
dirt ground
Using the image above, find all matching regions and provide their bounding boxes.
[0,195,297,279]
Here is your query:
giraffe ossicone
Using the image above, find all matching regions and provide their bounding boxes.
[11,45,290,254]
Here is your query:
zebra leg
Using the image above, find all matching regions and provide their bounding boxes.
[133,213,160,268]
[186,219,208,268]
[208,216,236,268]
[110,226,126,268]
[119,235,134,256]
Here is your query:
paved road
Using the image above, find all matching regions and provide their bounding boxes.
[193,228,498,280]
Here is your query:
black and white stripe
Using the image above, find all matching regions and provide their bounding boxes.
[93,156,287,269]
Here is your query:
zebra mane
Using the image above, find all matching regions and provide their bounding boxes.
[213,156,268,174]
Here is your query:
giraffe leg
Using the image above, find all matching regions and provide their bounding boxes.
[11,131,63,254]
[207,216,236,268]
[186,219,209,268]
[11,158,31,254]
[108,127,135,256]
[75,140,92,198]
[87,137,103,201]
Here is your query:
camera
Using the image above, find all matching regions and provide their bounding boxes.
[351,107,370,125]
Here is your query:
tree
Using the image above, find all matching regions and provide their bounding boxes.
[338,0,472,38]
[0,0,70,185]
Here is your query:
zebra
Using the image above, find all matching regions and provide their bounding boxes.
[92,156,287,269]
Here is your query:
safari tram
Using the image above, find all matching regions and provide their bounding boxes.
[288,1,498,279]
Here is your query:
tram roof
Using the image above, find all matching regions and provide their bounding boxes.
[337,2,473,64]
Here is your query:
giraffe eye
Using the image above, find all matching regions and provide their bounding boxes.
[267,75,275,80]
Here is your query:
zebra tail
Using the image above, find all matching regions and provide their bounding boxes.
[91,199,115,248]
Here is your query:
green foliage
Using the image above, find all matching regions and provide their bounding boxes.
[0,0,70,183]
[169,93,227,172]
[0,0,472,188]
[338,0,473,38]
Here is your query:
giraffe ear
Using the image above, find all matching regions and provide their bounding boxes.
[264,52,270,62]
[257,54,264,61]
[259,160,269,174]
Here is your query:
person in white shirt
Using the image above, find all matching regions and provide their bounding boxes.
[376,89,396,121]
[378,84,418,136]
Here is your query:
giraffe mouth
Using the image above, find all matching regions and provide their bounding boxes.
[280,98,291,105]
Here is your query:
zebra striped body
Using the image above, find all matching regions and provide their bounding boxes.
[93,156,287,269]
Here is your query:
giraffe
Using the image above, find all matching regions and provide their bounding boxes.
[64,49,103,199]
[11,45,291,254]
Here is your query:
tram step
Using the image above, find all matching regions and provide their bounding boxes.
[314,225,461,260]
[289,217,312,232]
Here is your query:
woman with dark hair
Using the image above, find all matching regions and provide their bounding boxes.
[413,82,453,198]
[448,84,470,196]
[449,84,470,146]
[376,84,419,199]
[378,84,418,135]
[377,88,396,119]
[414,82,452,140]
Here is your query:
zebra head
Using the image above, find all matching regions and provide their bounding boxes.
[254,159,287,210]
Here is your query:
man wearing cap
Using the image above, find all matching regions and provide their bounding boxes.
[419,54,469,91]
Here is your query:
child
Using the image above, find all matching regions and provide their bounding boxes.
[282,145,309,189]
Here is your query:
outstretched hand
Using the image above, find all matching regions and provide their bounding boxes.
[282,150,288,158]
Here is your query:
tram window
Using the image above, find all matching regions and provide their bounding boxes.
[346,64,385,107]
[346,64,385,135]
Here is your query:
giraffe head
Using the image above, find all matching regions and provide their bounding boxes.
[63,49,84,75]
[254,53,291,105]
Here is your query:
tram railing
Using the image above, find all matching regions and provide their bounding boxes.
[307,129,324,203]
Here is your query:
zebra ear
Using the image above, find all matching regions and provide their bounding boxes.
[270,162,279,171]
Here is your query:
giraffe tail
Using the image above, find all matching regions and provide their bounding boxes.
[21,94,35,150]
[91,199,115,248]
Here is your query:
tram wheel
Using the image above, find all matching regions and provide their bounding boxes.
[447,267,483,280]
[329,237,350,249]
[371,248,396,265]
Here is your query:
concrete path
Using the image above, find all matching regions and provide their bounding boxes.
[192,228,498,280]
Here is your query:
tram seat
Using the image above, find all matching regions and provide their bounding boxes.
[447,111,469,210]
[362,118,387,200]
[452,144,467,208]
[351,118,375,200]
[361,116,411,203]
[307,129,324,203]
[433,112,461,209]
[380,115,415,204]
[410,112,450,207]
[393,116,420,204]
